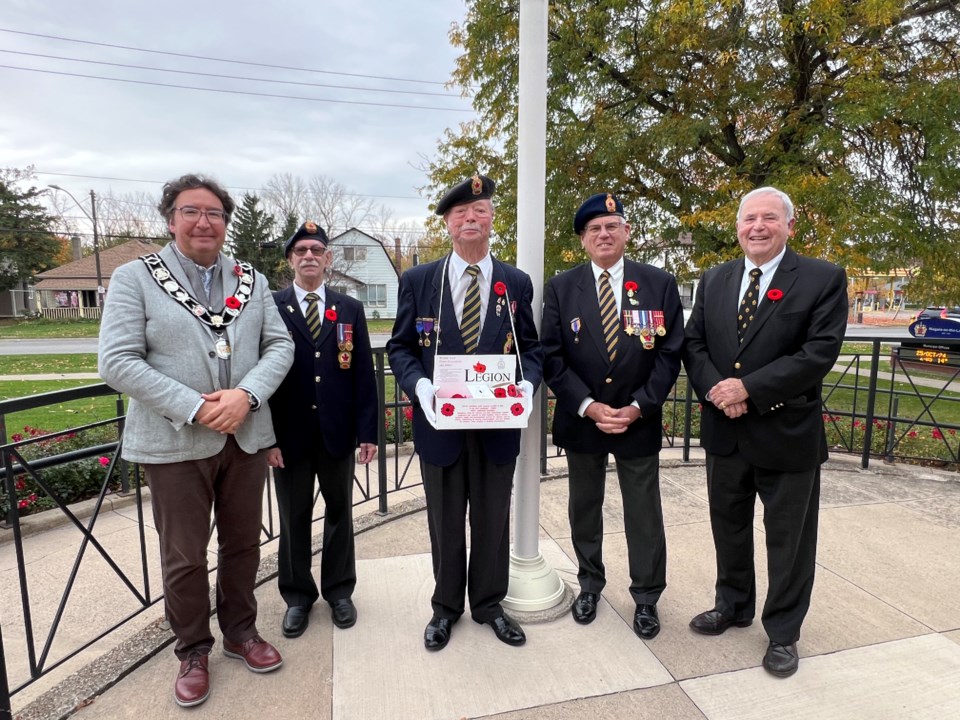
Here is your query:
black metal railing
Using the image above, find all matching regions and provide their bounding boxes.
[2,339,959,717]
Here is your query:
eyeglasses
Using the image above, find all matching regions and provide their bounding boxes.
[175,206,228,224]
[292,245,328,257]
[584,221,625,237]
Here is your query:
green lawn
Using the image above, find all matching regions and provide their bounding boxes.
[0,319,102,338]
[0,380,121,435]
[823,371,960,425]
[0,354,99,376]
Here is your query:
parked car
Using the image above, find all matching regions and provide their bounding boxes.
[914,307,960,321]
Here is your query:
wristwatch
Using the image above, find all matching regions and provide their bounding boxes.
[243,389,260,412]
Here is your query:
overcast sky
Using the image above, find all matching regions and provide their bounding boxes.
[1,0,476,237]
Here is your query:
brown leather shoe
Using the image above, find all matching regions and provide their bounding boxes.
[174,652,209,708]
[222,635,283,673]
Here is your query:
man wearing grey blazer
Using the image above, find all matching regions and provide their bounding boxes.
[99,174,293,708]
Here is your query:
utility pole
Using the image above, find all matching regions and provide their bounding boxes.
[90,190,104,306]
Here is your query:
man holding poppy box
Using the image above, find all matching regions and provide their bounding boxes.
[682,187,848,678]
[387,173,542,651]
[266,221,377,640]
[541,192,683,641]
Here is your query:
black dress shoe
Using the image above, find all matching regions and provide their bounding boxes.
[763,641,799,677]
[282,606,310,638]
[689,608,753,636]
[633,604,660,639]
[484,614,526,646]
[572,592,598,625]
[329,598,357,629]
[424,616,452,651]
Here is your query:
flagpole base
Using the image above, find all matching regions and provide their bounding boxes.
[503,550,566,613]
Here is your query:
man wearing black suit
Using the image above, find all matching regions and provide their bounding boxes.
[267,222,377,639]
[542,193,683,640]
[683,187,848,677]
[387,174,543,651]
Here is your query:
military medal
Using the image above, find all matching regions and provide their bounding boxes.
[339,350,352,369]
[416,318,424,346]
[337,323,354,353]
[421,317,435,347]
[570,317,581,344]
[652,310,666,336]
[214,335,232,359]
[503,332,513,354]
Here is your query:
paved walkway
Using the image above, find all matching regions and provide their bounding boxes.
[3,447,959,719]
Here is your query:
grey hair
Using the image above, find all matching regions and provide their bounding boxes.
[737,186,794,222]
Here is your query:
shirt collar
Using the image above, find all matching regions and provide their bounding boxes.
[590,257,624,285]
[746,246,787,277]
[293,282,326,305]
[450,251,493,280]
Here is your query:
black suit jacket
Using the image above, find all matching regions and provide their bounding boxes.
[683,247,848,472]
[387,254,543,467]
[269,286,377,464]
[542,259,683,457]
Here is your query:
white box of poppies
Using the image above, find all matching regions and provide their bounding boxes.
[433,354,530,430]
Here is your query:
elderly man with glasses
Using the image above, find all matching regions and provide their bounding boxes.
[265,222,377,640]
[99,173,293,708]
[541,192,683,640]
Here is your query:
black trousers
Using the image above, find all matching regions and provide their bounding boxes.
[567,451,666,605]
[421,432,516,623]
[274,443,356,608]
[705,451,820,644]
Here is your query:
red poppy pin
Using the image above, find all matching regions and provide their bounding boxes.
[473,362,486,373]
[452,394,465,399]
[494,387,507,398]
[494,281,507,296]
[225,296,242,309]
[624,281,638,293]
[441,403,455,417]
[507,384,519,397]
[233,264,244,277]
[767,289,784,302]
[325,307,338,322]
[510,403,524,416]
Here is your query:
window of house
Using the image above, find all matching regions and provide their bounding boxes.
[342,246,367,262]
[329,285,349,296]
[356,284,387,307]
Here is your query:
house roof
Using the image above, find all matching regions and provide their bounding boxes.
[330,228,401,279]
[34,238,167,291]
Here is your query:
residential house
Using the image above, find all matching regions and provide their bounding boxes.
[326,228,400,319]
[33,238,165,319]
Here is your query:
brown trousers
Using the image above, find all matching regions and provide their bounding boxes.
[144,436,267,659]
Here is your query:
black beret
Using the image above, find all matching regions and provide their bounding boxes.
[573,193,625,234]
[435,174,496,216]
[284,221,329,256]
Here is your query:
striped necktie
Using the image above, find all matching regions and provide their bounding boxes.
[599,270,618,361]
[304,292,321,342]
[460,265,481,354]
[738,268,762,343]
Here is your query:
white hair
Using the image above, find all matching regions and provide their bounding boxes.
[737,186,794,222]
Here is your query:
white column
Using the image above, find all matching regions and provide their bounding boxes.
[504,0,565,612]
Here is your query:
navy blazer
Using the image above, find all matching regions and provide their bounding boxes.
[269,285,378,464]
[387,254,543,467]
[683,247,848,471]
[543,259,683,457]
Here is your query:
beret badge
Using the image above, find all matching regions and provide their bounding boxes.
[304,221,318,233]
[605,193,617,213]
[471,174,483,195]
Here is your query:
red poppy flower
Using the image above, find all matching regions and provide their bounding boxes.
[225,296,242,309]
[624,281,638,292]
[473,362,486,373]
[325,308,338,322]
[510,403,524,416]
[452,394,465,399]
[767,288,784,301]
[506,384,518,397]
[441,403,455,417]
[233,264,244,277]
[494,281,507,296]
[494,387,507,398]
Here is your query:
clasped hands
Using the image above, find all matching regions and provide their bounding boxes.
[585,401,641,434]
[708,378,749,418]
[196,388,250,434]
